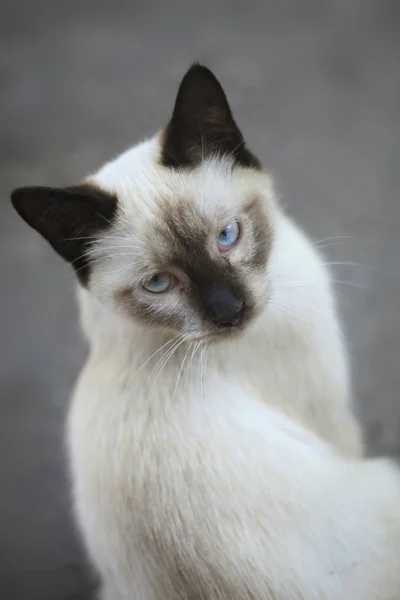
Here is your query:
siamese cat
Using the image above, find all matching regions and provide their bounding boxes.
[13,64,400,600]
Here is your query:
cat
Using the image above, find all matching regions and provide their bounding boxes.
[11,64,400,599]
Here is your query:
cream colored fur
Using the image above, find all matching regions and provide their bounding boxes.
[68,137,400,599]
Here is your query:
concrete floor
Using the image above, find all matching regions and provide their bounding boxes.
[1,1,400,598]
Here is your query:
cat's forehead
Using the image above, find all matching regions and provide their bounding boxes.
[91,136,270,223]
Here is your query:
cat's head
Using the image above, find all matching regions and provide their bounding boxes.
[11,64,278,342]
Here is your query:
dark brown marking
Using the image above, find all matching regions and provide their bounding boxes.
[243,197,273,270]
[161,63,261,170]
[115,193,272,335]
[11,182,117,286]
[159,201,257,328]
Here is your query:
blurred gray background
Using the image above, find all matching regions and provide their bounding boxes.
[1,0,400,598]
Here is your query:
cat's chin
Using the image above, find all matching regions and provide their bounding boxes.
[190,316,257,346]
[208,327,248,345]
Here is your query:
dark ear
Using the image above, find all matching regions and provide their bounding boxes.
[161,63,260,169]
[11,184,117,286]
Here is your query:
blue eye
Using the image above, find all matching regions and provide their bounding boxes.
[143,273,174,293]
[217,221,240,250]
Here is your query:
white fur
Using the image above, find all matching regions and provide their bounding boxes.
[67,136,400,599]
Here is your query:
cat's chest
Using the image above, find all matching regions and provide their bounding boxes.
[69,360,228,477]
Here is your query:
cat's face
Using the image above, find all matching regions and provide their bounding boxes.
[89,157,275,342]
[11,64,277,342]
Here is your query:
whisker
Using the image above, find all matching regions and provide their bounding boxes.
[280,300,325,317]
[200,346,207,401]
[230,138,245,157]
[151,335,189,385]
[273,280,317,289]
[147,336,183,381]
[185,341,200,386]
[103,235,148,246]
[60,235,101,242]
[269,302,315,328]
[314,235,356,247]
[106,262,137,278]
[323,261,374,270]
[317,240,353,250]
[85,245,145,256]
[172,342,192,401]
[132,335,181,380]
[332,279,370,290]
[71,258,98,274]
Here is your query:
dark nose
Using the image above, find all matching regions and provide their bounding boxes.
[201,282,245,326]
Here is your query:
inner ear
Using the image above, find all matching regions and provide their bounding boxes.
[11,183,117,286]
[161,63,260,170]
